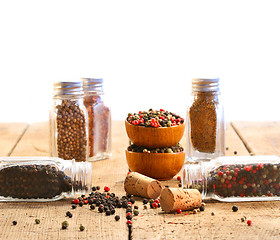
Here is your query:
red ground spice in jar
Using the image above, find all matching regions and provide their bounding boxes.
[83,78,111,160]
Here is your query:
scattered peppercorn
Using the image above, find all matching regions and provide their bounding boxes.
[104,186,110,192]
[177,176,182,181]
[176,208,182,214]
[143,199,148,204]
[134,209,139,216]
[12,221,17,226]
[72,204,77,209]
[66,211,73,218]
[211,212,215,216]
[232,205,238,212]
[234,151,237,155]
[61,221,69,229]
[79,225,85,231]
[193,209,198,214]
[115,215,120,221]
[90,205,95,210]
[247,220,252,226]
[199,205,205,211]
[35,219,40,224]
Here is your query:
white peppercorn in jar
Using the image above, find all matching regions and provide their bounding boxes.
[0,157,92,202]
[50,81,89,162]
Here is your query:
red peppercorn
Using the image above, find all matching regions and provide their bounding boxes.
[127,220,132,225]
[176,208,182,214]
[127,202,133,206]
[217,171,223,177]
[177,176,181,181]
[74,198,79,204]
[126,212,132,217]
[104,186,110,192]
[160,109,165,112]
[247,220,252,226]
[154,199,160,204]
[152,202,158,209]
[83,199,88,204]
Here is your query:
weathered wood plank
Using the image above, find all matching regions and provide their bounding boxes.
[0,123,28,156]
[225,122,250,156]
[11,122,49,156]
[231,121,280,155]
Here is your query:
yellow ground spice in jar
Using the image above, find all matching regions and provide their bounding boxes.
[189,92,217,153]
[187,78,225,162]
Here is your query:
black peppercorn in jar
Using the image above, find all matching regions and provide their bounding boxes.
[50,81,89,162]
[0,157,92,202]
[181,155,280,202]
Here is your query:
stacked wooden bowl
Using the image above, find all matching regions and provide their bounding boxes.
[125,120,185,180]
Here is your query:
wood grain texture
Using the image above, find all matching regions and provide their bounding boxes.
[231,121,280,155]
[0,123,28,156]
[0,120,279,240]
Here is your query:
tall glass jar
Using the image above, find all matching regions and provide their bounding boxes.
[82,78,111,161]
[0,157,92,202]
[181,155,280,202]
[50,81,89,162]
[186,78,225,162]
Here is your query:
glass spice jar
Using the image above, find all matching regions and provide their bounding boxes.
[82,78,111,161]
[186,78,225,162]
[0,157,92,202]
[50,81,89,162]
[181,155,280,202]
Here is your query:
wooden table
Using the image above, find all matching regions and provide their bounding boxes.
[0,121,280,240]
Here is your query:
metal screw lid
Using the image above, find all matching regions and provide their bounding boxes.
[53,81,84,96]
[191,78,220,92]
[82,78,104,94]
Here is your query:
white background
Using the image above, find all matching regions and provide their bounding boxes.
[1,0,280,123]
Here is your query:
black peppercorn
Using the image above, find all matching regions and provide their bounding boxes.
[12,221,17,226]
[232,205,238,212]
[72,204,77,209]
[90,205,95,210]
[143,199,148,204]
[79,201,84,207]
[79,225,85,231]
[35,219,40,224]
[98,206,104,213]
[105,210,111,216]
[115,215,120,221]
[199,206,205,211]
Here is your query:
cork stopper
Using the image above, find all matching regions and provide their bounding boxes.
[160,187,202,212]
[124,172,162,199]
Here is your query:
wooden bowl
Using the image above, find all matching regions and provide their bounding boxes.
[125,150,185,180]
[125,120,185,148]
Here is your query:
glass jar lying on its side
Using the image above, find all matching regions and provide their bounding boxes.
[181,156,280,202]
[0,157,92,202]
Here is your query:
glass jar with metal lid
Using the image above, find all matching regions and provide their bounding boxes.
[50,81,89,162]
[0,157,92,202]
[186,78,225,162]
[82,78,111,161]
